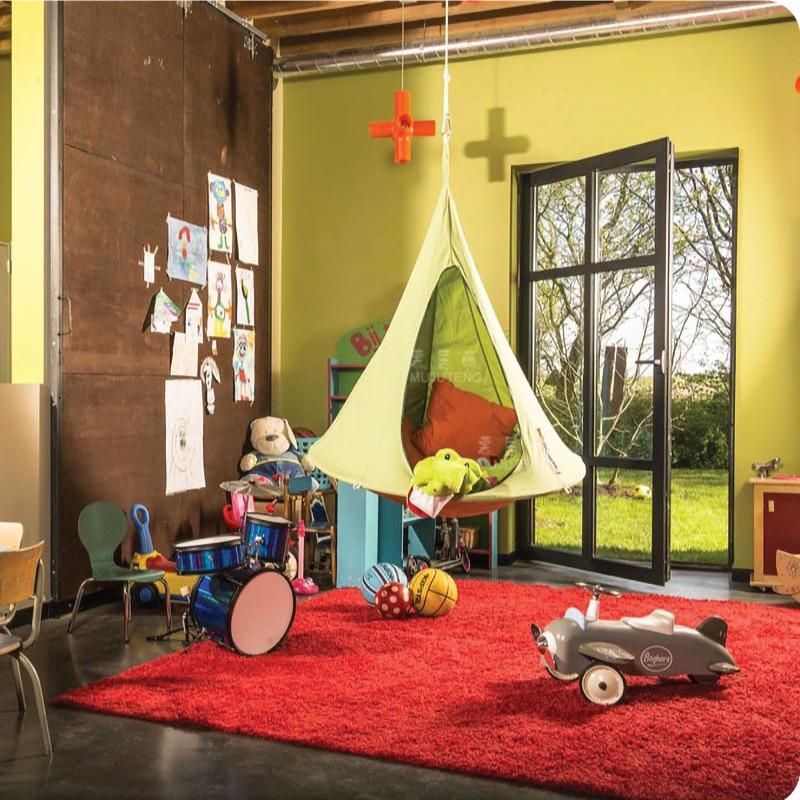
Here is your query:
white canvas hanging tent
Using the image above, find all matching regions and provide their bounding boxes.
[309,5,585,515]
[309,183,585,516]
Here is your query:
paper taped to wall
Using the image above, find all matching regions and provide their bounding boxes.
[235,267,255,326]
[209,173,234,255]
[167,217,208,285]
[185,288,204,345]
[232,328,255,404]
[234,182,258,265]
[170,332,198,377]
[165,379,205,495]
[207,261,232,339]
[151,288,180,334]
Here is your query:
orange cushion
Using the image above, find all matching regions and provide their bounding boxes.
[401,417,426,468]
[412,379,518,461]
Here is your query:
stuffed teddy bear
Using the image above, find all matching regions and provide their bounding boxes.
[239,416,313,483]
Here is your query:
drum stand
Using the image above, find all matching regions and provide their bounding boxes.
[147,605,203,648]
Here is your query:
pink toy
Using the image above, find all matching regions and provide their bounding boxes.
[291,520,319,595]
[231,492,255,525]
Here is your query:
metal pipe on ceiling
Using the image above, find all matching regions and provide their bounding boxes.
[273,1,787,76]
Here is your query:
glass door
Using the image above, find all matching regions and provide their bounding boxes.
[516,139,674,585]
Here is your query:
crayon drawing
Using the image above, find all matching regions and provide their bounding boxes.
[235,267,255,327]
[232,328,255,404]
[206,261,232,339]
[167,217,207,285]
[164,379,205,495]
[208,173,234,254]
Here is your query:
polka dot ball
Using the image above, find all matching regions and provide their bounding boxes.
[374,581,414,619]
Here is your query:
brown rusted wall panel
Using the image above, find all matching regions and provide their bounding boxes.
[59,1,272,599]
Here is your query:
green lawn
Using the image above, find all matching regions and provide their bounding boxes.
[533,469,728,566]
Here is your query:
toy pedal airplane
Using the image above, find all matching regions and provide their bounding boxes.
[530,582,740,706]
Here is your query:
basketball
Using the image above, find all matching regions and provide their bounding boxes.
[360,562,407,606]
[409,568,458,617]
[375,581,413,619]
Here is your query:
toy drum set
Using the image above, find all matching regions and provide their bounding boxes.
[170,503,297,657]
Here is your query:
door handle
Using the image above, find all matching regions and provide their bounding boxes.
[58,295,73,337]
[635,350,667,373]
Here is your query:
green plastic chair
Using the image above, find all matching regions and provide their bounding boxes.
[68,502,172,643]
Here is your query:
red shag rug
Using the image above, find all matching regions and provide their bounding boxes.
[56,581,800,800]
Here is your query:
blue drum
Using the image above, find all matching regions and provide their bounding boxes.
[173,535,244,575]
[191,567,296,656]
[243,514,292,564]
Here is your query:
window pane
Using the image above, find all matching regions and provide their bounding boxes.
[595,468,652,563]
[596,266,654,459]
[533,277,583,451]
[532,275,583,553]
[535,177,586,270]
[599,166,656,262]
[671,163,734,567]
[534,492,582,553]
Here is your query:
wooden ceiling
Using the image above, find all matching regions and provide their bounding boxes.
[0,2,10,56]
[226,0,788,60]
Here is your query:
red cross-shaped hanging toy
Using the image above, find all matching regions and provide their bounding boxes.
[368,90,436,164]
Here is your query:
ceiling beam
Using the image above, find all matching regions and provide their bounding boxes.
[278,0,619,57]
[277,0,791,59]
[257,1,555,39]
[227,1,382,20]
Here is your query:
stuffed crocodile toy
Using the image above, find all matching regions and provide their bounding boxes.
[407,448,488,517]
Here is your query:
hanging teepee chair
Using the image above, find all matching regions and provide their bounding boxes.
[309,6,585,516]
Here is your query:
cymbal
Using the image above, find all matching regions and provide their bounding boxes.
[219,479,281,499]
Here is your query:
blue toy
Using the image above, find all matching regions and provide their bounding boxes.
[129,503,197,606]
[360,562,407,606]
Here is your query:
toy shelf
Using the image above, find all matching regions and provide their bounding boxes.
[336,483,499,586]
[328,359,367,426]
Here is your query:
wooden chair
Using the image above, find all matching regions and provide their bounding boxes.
[0,521,23,551]
[0,541,52,755]
[284,476,337,586]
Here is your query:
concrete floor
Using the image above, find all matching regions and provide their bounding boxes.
[0,563,791,800]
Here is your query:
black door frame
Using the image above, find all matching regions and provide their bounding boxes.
[515,138,674,585]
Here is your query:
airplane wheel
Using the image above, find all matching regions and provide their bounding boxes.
[580,663,626,705]
[689,674,720,685]
[545,665,579,682]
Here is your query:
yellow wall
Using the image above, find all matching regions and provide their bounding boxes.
[10,1,46,384]
[0,55,11,243]
[281,21,800,565]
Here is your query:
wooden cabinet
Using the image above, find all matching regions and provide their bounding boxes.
[751,477,800,587]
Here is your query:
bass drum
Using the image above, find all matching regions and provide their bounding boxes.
[191,567,296,656]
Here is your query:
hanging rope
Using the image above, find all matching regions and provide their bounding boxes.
[441,0,451,185]
[400,1,405,91]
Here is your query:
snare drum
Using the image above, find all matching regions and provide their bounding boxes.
[191,566,296,656]
[173,535,244,575]
[243,514,292,564]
